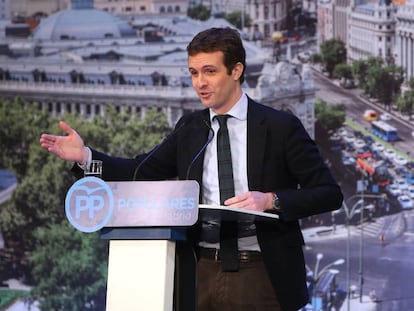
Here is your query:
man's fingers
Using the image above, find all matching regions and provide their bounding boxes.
[59,121,74,136]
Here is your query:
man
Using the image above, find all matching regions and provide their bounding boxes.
[40,27,343,311]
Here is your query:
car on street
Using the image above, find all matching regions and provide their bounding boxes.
[354,139,366,149]
[372,142,385,152]
[364,109,378,121]
[342,154,356,166]
[337,127,348,137]
[394,178,409,191]
[407,186,414,199]
[386,184,402,197]
[380,113,392,121]
[383,148,396,159]
[343,134,356,143]
[393,155,408,166]
[397,195,413,209]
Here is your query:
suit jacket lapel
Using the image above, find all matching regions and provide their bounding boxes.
[247,98,267,190]
[185,110,211,184]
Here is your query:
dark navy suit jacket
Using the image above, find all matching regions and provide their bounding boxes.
[89,97,343,311]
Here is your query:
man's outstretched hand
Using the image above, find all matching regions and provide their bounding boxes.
[39,121,88,164]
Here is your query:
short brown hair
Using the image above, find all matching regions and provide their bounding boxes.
[187,27,246,84]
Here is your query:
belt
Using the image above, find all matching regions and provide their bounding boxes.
[199,248,262,263]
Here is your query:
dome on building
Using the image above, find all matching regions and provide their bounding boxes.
[32,9,136,41]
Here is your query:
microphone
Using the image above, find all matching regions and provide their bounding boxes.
[185,119,214,180]
[132,115,193,181]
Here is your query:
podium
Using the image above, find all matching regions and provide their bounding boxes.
[101,228,189,311]
[65,178,279,311]
[65,178,200,311]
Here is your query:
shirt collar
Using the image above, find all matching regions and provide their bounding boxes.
[209,93,248,122]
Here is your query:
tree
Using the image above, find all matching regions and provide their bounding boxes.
[187,4,210,21]
[396,77,414,119]
[0,97,49,179]
[30,224,108,310]
[310,53,322,64]
[320,39,347,77]
[352,57,383,91]
[224,11,252,30]
[366,64,404,110]
[397,92,414,120]
[0,98,170,307]
[333,63,353,87]
[314,99,346,134]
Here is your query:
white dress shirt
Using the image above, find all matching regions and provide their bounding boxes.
[200,93,260,251]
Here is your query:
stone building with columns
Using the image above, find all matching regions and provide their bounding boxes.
[0,3,317,138]
[395,1,414,80]
[348,0,397,63]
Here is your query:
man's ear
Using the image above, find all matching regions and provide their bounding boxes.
[232,62,244,81]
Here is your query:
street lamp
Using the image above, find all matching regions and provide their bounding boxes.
[342,192,387,311]
[306,253,345,311]
[271,31,283,63]
[314,253,324,278]
[318,258,345,279]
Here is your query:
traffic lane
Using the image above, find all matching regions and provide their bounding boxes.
[313,70,414,157]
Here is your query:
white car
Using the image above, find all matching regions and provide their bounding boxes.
[393,155,408,166]
[380,113,392,121]
[386,184,402,196]
[383,148,396,159]
[337,127,348,137]
[397,195,413,209]
[372,142,385,152]
[342,154,356,166]
[343,134,356,143]
[407,187,414,199]
[394,178,409,191]
[353,139,366,149]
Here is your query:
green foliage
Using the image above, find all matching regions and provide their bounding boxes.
[333,63,353,80]
[224,11,252,29]
[397,91,414,119]
[351,57,383,90]
[320,39,347,77]
[310,53,322,64]
[366,64,404,109]
[0,98,170,308]
[314,99,346,133]
[0,289,29,310]
[30,224,108,310]
[405,77,414,91]
[187,4,211,21]
[0,97,50,179]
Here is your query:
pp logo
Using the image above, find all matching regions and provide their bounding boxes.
[65,177,114,233]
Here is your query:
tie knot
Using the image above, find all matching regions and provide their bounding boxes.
[215,114,231,128]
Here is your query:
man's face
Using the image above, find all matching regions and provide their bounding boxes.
[188,51,243,114]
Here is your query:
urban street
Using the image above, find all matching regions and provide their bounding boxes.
[302,69,414,311]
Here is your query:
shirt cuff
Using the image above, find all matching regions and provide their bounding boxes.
[76,147,92,171]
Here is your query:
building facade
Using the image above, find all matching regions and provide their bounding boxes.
[317,0,334,49]
[348,1,397,62]
[10,0,68,17]
[245,0,289,39]
[0,5,317,138]
[0,0,10,20]
[395,1,414,79]
[333,0,351,44]
[94,0,188,15]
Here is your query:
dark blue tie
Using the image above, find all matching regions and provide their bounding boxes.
[215,115,239,272]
